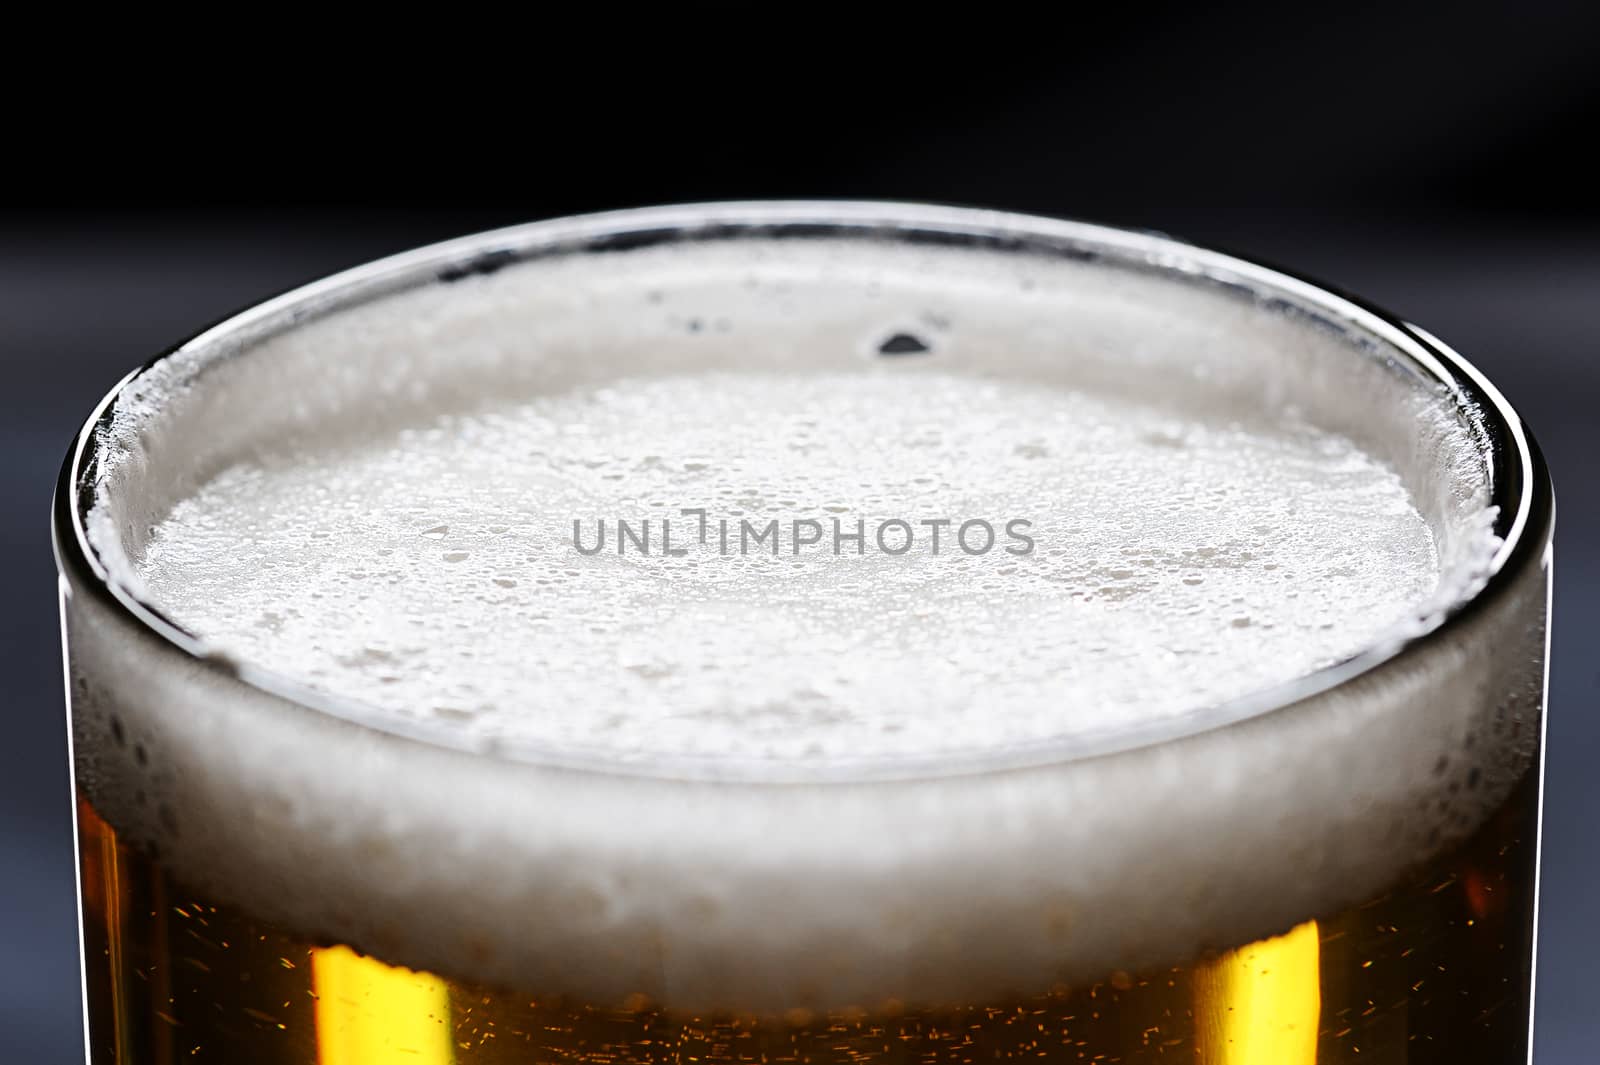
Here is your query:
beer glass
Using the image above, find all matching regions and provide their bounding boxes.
[53,203,1554,1064]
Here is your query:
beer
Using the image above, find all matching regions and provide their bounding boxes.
[56,204,1552,1064]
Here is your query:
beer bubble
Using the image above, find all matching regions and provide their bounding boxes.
[876,331,931,356]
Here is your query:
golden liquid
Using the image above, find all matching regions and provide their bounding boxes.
[76,771,1538,1065]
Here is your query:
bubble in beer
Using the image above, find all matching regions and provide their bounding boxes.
[876,331,932,355]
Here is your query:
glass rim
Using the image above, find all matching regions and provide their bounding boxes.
[50,200,1556,783]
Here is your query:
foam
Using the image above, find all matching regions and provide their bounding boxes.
[135,371,1441,770]
[63,211,1545,1012]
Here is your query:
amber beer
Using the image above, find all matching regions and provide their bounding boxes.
[74,776,1542,1064]
[56,204,1553,1065]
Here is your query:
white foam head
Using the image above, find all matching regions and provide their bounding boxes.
[61,204,1548,1011]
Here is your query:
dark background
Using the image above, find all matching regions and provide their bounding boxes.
[5,7,1597,1061]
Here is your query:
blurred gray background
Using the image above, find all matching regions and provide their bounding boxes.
[4,6,1596,1060]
